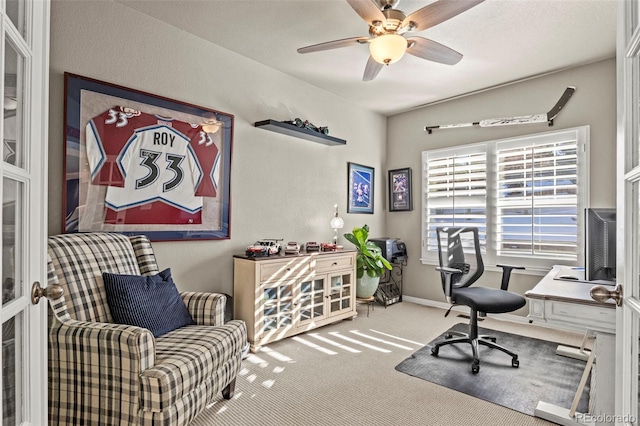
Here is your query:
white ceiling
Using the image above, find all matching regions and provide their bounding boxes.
[116,0,617,116]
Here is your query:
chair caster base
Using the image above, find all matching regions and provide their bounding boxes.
[512,357,519,368]
[471,361,480,374]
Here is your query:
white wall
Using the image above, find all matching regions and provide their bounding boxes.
[48,0,387,295]
[386,59,616,314]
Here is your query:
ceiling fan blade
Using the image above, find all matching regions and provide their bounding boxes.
[363,56,383,82]
[346,0,386,25]
[406,36,463,65]
[298,36,369,54]
[402,0,484,32]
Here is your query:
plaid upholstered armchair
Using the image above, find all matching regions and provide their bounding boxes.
[46,232,247,425]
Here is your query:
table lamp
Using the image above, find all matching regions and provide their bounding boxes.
[330,204,344,245]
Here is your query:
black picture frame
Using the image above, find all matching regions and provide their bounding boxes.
[63,72,234,241]
[388,167,412,212]
[347,162,374,214]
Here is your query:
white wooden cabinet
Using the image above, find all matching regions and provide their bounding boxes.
[233,250,357,352]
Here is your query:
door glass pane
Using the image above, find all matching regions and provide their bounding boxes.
[635,180,640,299]
[635,0,640,35]
[279,285,292,298]
[6,0,26,38]
[264,317,276,332]
[637,57,640,167]
[3,311,23,425]
[331,276,341,288]
[2,178,23,305]
[264,287,276,300]
[635,315,640,424]
[636,54,640,168]
[313,279,323,291]
[3,40,24,168]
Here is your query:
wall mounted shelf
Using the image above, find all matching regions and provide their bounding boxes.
[254,119,346,146]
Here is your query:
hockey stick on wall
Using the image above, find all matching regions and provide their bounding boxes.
[424,86,575,134]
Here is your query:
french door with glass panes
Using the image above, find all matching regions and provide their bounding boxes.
[1,1,50,424]
[617,1,640,424]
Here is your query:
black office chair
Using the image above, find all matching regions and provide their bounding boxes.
[431,226,526,374]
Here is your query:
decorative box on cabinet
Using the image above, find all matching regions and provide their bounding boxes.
[233,250,357,352]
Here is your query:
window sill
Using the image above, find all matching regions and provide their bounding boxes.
[420,258,550,277]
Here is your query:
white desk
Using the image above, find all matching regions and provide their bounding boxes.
[526,265,616,334]
[525,265,616,426]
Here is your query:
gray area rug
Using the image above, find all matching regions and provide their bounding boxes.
[395,322,589,416]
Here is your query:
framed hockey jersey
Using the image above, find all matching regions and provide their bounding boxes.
[63,73,234,241]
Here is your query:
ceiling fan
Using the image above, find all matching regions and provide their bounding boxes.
[297,0,484,82]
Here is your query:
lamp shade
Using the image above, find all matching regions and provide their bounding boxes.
[369,34,407,65]
[330,216,344,230]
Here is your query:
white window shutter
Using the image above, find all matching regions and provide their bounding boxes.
[424,149,487,257]
[495,136,578,261]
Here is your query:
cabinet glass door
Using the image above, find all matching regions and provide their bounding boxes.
[261,280,295,337]
[328,272,353,315]
[298,277,325,326]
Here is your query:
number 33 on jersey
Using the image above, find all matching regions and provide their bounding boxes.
[85,106,220,225]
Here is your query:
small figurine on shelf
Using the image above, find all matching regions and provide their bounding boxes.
[285,118,329,135]
[305,241,320,252]
[245,239,283,257]
[321,242,337,252]
[284,242,300,255]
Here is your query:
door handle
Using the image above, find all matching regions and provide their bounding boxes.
[590,284,623,307]
[31,281,64,305]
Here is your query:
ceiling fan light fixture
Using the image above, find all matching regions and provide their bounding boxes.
[369,34,407,65]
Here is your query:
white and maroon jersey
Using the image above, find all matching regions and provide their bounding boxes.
[85,107,219,224]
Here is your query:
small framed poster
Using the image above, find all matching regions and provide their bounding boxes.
[347,162,374,214]
[388,167,412,212]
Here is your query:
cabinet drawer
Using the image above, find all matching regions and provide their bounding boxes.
[547,300,615,332]
[315,254,353,273]
[260,258,310,282]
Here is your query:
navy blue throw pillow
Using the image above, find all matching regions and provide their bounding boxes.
[103,268,195,337]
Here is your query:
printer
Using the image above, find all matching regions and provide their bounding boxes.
[368,238,407,262]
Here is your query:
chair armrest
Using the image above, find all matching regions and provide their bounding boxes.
[48,319,156,423]
[496,264,526,290]
[436,266,462,304]
[50,319,156,370]
[180,291,226,326]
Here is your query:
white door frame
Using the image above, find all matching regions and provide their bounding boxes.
[0,0,50,424]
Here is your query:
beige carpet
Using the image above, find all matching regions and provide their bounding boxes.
[191,302,583,425]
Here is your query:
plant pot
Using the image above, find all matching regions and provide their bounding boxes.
[356,274,380,298]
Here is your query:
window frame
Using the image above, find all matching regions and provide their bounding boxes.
[421,126,590,273]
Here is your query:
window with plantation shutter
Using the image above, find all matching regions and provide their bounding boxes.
[424,146,487,256]
[496,132,579,261]
[421,126,588,271]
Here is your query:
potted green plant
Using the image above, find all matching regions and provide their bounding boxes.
[343,224,392,298]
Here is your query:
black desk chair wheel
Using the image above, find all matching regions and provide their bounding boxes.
[431,226,526,374]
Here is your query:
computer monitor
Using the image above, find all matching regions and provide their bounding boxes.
[585,208,616,283]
